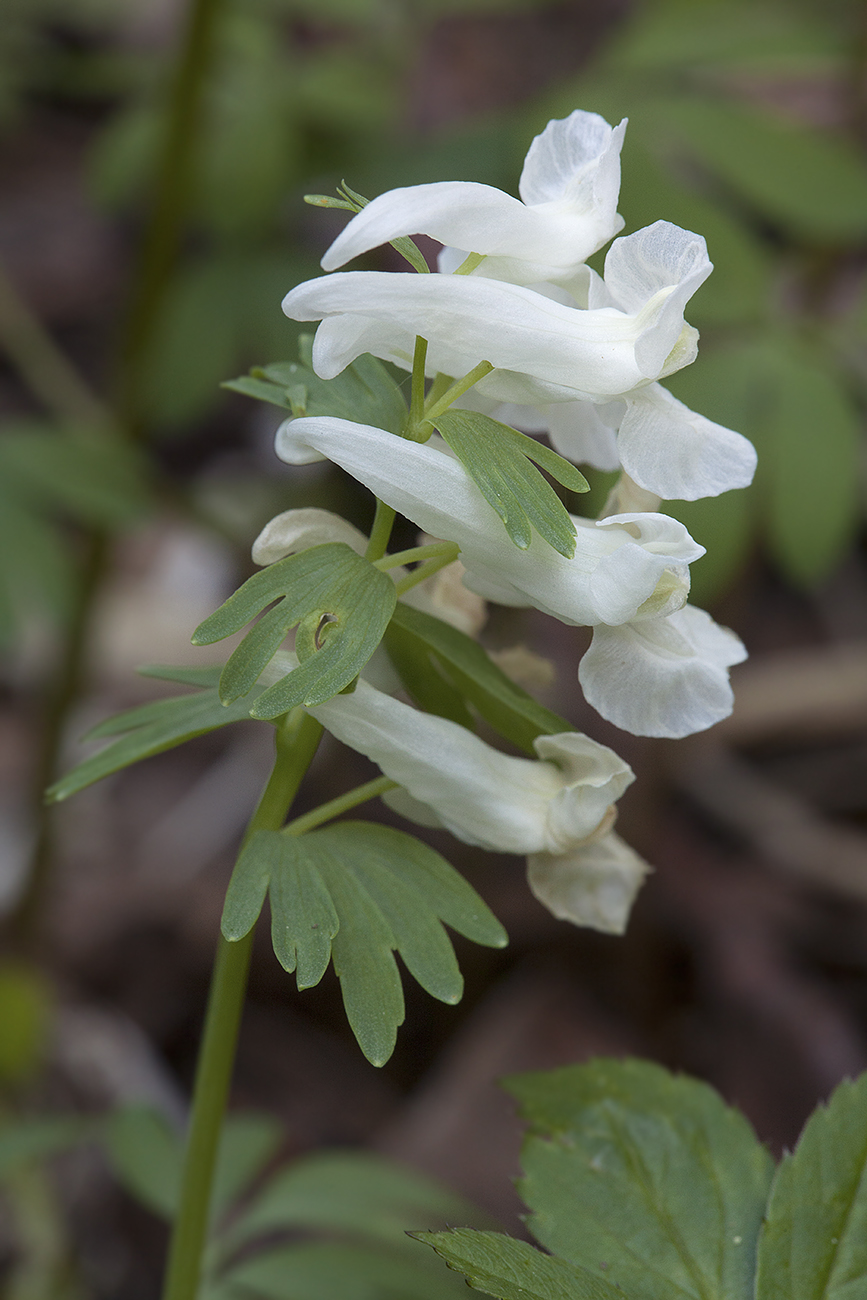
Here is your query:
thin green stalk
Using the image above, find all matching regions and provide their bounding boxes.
[408,335,429,432]
[364,500,396,562]
[423,360,494,424]
[374,541,458,571]
[454,252,485,275]
[161,709,323,1300]
[0,259,111,427]
[119,0,226,426]
[283,774,398,838]
[394,550,461,596]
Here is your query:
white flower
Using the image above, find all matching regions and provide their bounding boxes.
[282,221,712,406]
[274,416,702,628]
[272,416,744,737]
[579,604,747,739]
[285,665,648,934]
[320,111,627,287]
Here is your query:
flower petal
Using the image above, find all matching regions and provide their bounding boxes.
[282,270,696,401]
[320,112,626,284]
[275,416,704,628]
[578,603,747,737]
[251,507,368,565]
[616,384,757,500]
[526,831,651,934]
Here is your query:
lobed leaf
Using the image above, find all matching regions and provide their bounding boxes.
[221,822,505,1065]
[507,1059,774,1300]
[432,411,587,558]
[413,1229,626,1300]
[387,602,569,753]
[46,675,266,804]
[192,543,396,716]
[755,1071,867,1300]
[224,336,407,434]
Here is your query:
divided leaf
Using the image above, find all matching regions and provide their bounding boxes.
[224,335,407,434]
[192,542,396,717]
[756,1071,867,1300]
[507,1059,774,1300]
[413,1229,626,1300]
[387,602,570,753]
[221,821,506,1065]
[46,667,263,803]
[431,411,588,558]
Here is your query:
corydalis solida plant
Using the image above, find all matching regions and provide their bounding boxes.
[50,108,756,1300]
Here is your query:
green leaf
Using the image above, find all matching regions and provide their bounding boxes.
[0,1117,90,1180]
[103,1107,182,1219]
[104,1107,283,1224]
[752,341,860,587]
[658,98,867,243]
[413,1229,626,1300]
[224,1240,467,1300]
[224,337,407,435]
[387,603,570,753]
[507,1059,775,1300]
[756,1072,867,1300]
[46,671,265,803]
[221,822,506,1065]
[432,410,588,558]
[192,543,396,717]
[229,1149,482,1252]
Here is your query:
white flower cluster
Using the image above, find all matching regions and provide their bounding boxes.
[258,111,757,933]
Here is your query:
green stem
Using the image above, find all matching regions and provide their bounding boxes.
[408,335,429,433]
[374,541,458,571]
[423,360,494,424]
[161,709,323,1300]
[364,499,396,562]
[394,550,461,596]
[0,259,111,427]
[119,0,226,428]
[283,774,398,838]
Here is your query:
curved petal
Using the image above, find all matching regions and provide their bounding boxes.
[251,507,368,565]
[275,416,705,628]
[534,732,634,852]
[617,385,758,500]
[321,112,627,284]
[578,604,747,737]
[545,399,623,471]
[526,831,650,934]
[282,271,679,400]
[310,677,629,854]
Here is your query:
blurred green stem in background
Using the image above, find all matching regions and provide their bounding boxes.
[119,0,226,432]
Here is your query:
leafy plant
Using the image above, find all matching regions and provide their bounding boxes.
[416,1058,867,1300]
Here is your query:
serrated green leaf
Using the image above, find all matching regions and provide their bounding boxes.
[756,1072,867,1300]
[192,543,396,715]
[413,1229,626,1300]
[225,339,407,434]
[387,603,569,753]
[507,1059,774,1300]
[221,822,505,1065]
[46,678,265,804]
[659,98,867,243]
[432,411,587,558]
